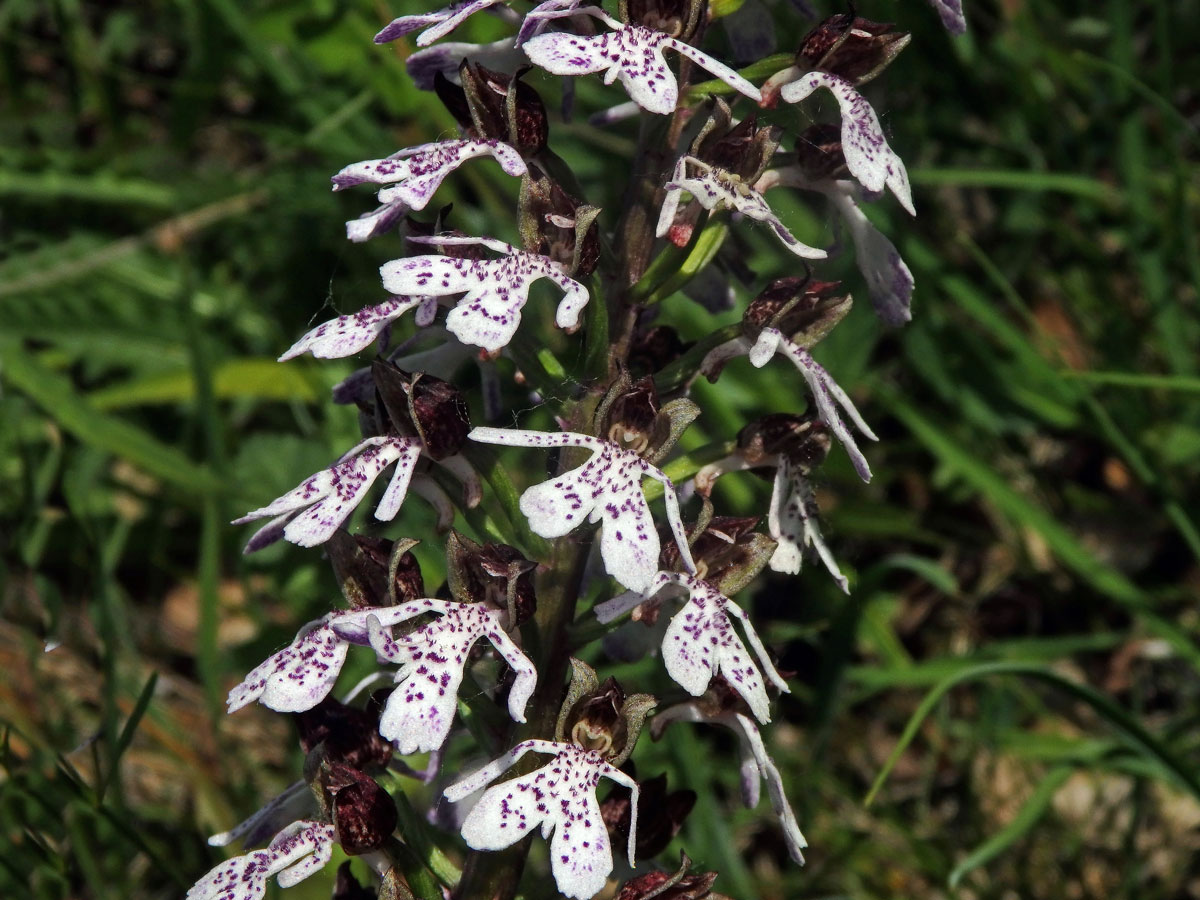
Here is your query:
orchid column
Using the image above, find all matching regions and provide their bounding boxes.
[190,2,967,899]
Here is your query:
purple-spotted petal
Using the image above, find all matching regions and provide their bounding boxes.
[405,39,526,91]
[525,23,758,116]
[379,241,588,353]
[596,487,662,596]
[780,72,914,215]
[664,37,761,103]
[730,714,807,864]
[448,741,639,900]
[749,328,876,482]
[226,617,348,714]
[226,609,381,714]
[186,850,274,900]
[767,458,849,592]
[928,0,966,34]
[652,705,806,865]
[233,437,425,550]
[517,0,584,43]
[186,821,334,900]
[363,599,536,754]
[374,11,444,43]
[374,0,508,46]
[279,297,424,361]
[267,821,336,888]
[650,572,787,723]
[827,184,913,326]
[346,200,409,242]
[519,461,601,538]
[469,427,694,592]
[335,140,526,212]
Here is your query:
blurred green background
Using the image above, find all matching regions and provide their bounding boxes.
[2,0,1199,898]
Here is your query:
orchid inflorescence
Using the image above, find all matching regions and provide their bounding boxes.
[190,1,966,898]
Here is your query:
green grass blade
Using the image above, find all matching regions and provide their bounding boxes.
[864,662,1200,808]
[909,168,1121,203]
[947,763,1074,889]
[98,672,158,803]
[1061,370,1200,392]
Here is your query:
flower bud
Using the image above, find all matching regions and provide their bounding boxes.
[737,413,831,472]
[296,695,394,770]
[518,164,602,277]
[616,853,727,900]
[691,98,780,184]
[600,773,696,859]
[797,14,910,86]
[794,123,849,182]
[741,276,852,349]
[455,61,549,156]
[372,362,471,460]
[323,763,398,855]
[445,530,537,626]
[617,871,722,900]
[327,532,425,610]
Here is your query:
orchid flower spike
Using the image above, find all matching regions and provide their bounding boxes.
[444,739,641,899]
[364,597,537,754]
[469,426,696,592]
[597,571,789,722]
[653,700,807,865]
[373,236,589,353]
[332,139,527,243]
[187,820,335,900]
[523,7,761,115]
[374,0,509,47]
[657,156,827,259]
[779,72,915,215]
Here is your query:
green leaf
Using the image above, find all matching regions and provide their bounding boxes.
[87,358,325,409]
[0,341,224,498]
